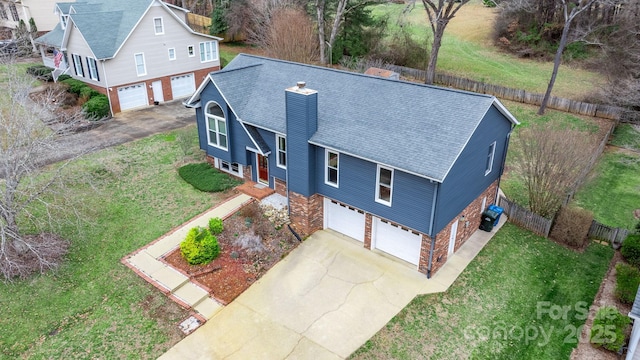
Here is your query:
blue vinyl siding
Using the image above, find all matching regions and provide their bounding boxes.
[433,105,513,233]
[195,83,255,165]
[315,149,435,234]
[285,90,318,197]
[254,128,286,183]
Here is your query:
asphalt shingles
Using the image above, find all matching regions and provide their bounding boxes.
[199,54,511,182]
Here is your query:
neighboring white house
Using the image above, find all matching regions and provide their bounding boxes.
[0,0,66,35]
[35,0,221,114]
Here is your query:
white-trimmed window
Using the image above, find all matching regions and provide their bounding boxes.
[86,57,99,80]
[0,4,7,21]
[199,41,217,62]
[8,3,18,21]
[276,135,286,169]
[60,14,68,29]
[220,160,241,176]
[134,53,146,76]
[187,45,195,57]
[485,141,496,175]
[153,17,164,34]
[325,150,339,187]
[206,102,228,150]
[168,48,176,60]
[72,54,84,77]
[376,165,393,206]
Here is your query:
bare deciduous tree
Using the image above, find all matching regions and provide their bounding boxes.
[0,63,86,280]
[316,0,381,65]
[265,8,319,63]
[512,122,598,218]
[403,0,469,84]
[537,0,600,114]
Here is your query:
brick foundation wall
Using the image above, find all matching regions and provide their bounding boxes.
[107,66,220,114]
[289,192,323,238]
[274,178,287,196]
[364,214,372,250]
[425,179,500,276]
[242,164,252,182]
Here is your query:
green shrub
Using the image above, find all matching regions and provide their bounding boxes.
[590,306,630,352]
[82,94,110,119]
[61,78,88,95]
[208,217,224,235]
[26,65,54,81]
[57,74,71,81]
[621,235,640,267]
[177,162,242,192]
[180,226,220,265]
[79,86,100,100]
[615,262,640,304]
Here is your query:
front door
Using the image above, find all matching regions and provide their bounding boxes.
[152,80,164,103]
[257,154,269,185]
[448,221,458,256]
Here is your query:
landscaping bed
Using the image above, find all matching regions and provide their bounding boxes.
[163,201,298,304]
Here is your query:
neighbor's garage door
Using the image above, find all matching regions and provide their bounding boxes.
[117,83,148,111]
[324,198,365,242]
[171,73,196,98]
[372,217,422,265]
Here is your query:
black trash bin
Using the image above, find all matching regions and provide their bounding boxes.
[479,209,499,232]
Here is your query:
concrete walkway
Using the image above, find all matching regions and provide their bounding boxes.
[122,193,253,320]
[159,215,507,359]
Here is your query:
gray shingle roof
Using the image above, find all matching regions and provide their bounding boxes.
[68,0,152,59]
[190,54,517,182]
[35,23,64,47]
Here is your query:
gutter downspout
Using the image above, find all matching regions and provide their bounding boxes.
[426,182,440,279]
[284,138,302,242]
[100,60,114,118]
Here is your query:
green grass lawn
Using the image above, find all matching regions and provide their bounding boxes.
[369,1,603,100]
[610,124,640,152]
[0,126,228,359]
[350,224,613,359]
[573,149,640,229]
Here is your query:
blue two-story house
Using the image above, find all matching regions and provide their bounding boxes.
[185,54,518,277]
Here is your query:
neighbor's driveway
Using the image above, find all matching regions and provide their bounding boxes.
[41,100,194,167]
[159,230,432,359]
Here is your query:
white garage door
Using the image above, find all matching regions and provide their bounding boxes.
[372,218,422,265]
[117,83,148,111]
[171,73,196,98]
[324,198,365,242]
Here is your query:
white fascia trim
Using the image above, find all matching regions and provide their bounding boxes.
[493,97,520,125]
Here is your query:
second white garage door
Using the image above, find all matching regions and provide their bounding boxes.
[117,83,148,111]
[372,218,422,266]
[171,73,196,98]
[324,198,365,242]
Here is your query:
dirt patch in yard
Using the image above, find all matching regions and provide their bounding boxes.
[163,201,298,304]
[570,251,632,360]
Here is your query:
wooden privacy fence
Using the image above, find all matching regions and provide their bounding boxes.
[588,221,629,248]
[497,195,553,237]
[187,13,211,35]
[386,65,623,120]
[498,195,632,247]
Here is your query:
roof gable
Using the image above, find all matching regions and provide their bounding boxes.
[187,54,518,182]
[41,0,221,60]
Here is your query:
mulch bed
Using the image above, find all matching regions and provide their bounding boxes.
[162,201,298,304]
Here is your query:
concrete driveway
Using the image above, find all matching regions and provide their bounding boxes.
[41,100,194,167]
[159,230,431,359]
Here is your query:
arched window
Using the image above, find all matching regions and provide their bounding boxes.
[206,102,227,150]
